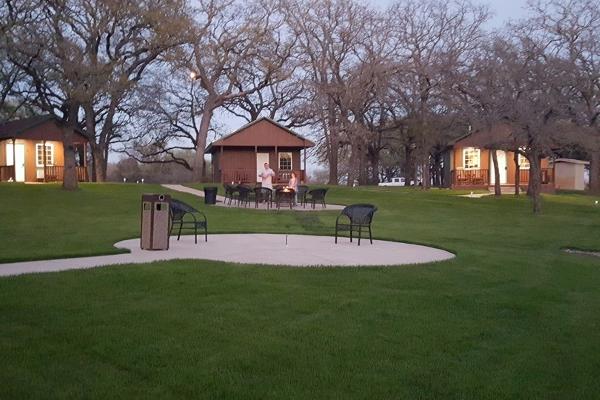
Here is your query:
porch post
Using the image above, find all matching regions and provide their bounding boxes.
[275,145,278,183]
[43,140,47,182]
[304,143,307,183]
[221,145,224,183]
[12,138,16,181]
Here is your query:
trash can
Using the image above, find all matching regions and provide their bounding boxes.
[140,194,171,250]
[204,186,218,205]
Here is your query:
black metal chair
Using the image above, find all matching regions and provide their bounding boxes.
[306,188,328,209]
[236,185,254,207]
[224,184,238,205]
[335,204,377,246]
[296,185,309,207]
[169,199,208,244]
[254,187,272,209]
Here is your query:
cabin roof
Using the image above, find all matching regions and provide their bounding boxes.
[0,115,86,141]
[205,117,315,153]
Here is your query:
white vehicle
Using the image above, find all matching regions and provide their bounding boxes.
[378,177,406,187]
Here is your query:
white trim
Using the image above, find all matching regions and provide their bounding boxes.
[462,147,480,170]
[278,151,292,171]
[35,143,54,167]
[518,153,530,170]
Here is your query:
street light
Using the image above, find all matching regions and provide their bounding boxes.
[190,71,198,80]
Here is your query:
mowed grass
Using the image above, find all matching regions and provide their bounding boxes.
[1,183,600,399]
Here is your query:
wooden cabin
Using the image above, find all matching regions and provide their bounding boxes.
[205,118,315,184]
[448,126,555,191]
[0,115,89,183]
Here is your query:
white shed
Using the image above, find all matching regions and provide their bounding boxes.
[553,158,589,191]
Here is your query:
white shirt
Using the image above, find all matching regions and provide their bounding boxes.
[261,168,275,189]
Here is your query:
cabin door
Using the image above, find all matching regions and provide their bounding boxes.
[256,153,270,182]
[490,150,507,185]
[6,143,25,182]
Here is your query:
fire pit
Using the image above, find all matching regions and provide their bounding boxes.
[275,187,295,210]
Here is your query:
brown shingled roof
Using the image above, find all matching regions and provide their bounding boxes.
[0,114,86,141]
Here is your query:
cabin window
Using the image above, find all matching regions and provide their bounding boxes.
[36,143,54,167]
[518,152,530,169]
[462,147,480,169]
[279,152,292,170]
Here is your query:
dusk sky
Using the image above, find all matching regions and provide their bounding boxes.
[368,0,532,27]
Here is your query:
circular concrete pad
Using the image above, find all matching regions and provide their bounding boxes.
[0,234,454,277]
[117,234,454,267]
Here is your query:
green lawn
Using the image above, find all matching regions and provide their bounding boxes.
[1,183,599,399]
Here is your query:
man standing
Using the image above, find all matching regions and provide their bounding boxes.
[259,162,275,189]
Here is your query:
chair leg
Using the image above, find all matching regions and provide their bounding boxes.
[349,227,353,242]
[369,225,373,244]
[204,226,208,242]
[358,225,362,246]
[177,221,183,241]
[194,224,197,244]
[335,226,338,244]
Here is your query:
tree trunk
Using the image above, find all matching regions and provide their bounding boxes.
[83,102,99,182]
[89,150,97,182]
[62,105,79,191]
[93,146,107,182]
[513,151,520,196]
[358,144,368,186]
[422,155,430,189]
[491,149,501,196]
[192,107,214,182]
[590,149,600,195]
[62,126,78,190]
[528,150,542,214]
[327,105,339,185]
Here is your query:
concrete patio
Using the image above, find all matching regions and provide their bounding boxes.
[162,184,346,211]
[0,234,455,277]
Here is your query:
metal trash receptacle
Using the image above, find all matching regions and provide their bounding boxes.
[204,186,218,205]
[140,194,171,250]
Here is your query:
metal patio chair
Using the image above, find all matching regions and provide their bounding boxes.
[306,188,328,209]
[334,204,377,246]
[169,198,208,244]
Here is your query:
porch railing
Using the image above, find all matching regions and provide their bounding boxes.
[44,165,88,182]
[221,169,251,184]
[452,169,489,186]
[519,168,554,184]
[220,169,307,184]
[277,170,305,184]
[0,165,15,181]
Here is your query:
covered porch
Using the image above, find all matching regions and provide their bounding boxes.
[0,116,89,183]
[452,167,555,188]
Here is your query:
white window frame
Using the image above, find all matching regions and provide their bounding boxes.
[462,147,480,170]
[518,152,530,169]
[36,143,54,167]
[278,152,292,171]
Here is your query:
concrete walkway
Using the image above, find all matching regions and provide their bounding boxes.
[0,234,454,277]
[162,184,345,211]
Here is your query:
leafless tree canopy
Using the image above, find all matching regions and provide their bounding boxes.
[2,0,599,207]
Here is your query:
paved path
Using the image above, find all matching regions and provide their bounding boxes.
[162,184,345,211]
[0,234,454,277]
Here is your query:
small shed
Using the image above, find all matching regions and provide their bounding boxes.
[0,115,89,182]
[553,158,589,191]
[205,118,314,184]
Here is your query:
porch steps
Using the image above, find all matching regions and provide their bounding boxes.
[488,185,526,195]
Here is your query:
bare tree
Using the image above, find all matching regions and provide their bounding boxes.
[386,0,489,189]
[5,0,88,189]
[176,0,291,181]
[529,0,600,194]
[284,0,373,184]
